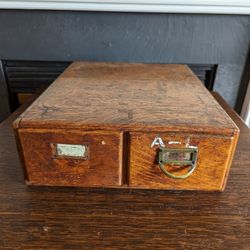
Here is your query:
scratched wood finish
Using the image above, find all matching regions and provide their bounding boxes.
[13,62,239,190]
[0,93,249,249]
[18,129,123,187]
[16,62,236,134]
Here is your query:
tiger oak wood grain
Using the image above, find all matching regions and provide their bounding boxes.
[18,129,123,187]
[129,132,238,191]
[13,62,239,190]
[16,62,236,134]
[0,93,249,249]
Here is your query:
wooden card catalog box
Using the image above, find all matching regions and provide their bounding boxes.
[13,62,239,191]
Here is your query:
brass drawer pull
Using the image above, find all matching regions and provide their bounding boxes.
[158,147,198,179]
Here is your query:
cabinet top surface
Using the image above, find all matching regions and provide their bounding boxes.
[16,62,238,134]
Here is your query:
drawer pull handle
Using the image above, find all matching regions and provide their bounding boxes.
[158,147,198,179]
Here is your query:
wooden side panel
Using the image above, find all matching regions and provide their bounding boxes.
[18,129,123,187]
[129,132,238,191]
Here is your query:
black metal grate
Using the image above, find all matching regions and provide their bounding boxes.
[3,60,70,94]
[189,64,217,91]
[3,60,70,111]
[3,60,217,111]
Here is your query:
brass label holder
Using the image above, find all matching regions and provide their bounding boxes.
[51,143,89,160]
[158,147,198,179]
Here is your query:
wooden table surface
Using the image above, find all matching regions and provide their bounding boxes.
[0,92,249,249]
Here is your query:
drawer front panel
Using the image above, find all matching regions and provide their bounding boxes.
[18,129,122,187]
[129,133,235,190]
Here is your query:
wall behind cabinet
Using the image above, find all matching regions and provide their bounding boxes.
[0,10,250,118]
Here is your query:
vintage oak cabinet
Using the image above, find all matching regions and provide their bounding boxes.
[13,62,239,191]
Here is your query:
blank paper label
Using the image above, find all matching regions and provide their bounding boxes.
[56,144,87,158]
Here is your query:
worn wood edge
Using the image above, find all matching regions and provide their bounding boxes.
[220,129,240,191]
[11,72,68,130]
[8,85,50,129]
[210,91,242,191]
[0,94,36,129]
[12,108,39,184]
[185,66,241,134]
[9,87,51,185]
[18,122,236,136]
[212,91,247,132]
[12,126,29,182]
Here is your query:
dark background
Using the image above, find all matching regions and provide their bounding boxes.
[0,10,250,121]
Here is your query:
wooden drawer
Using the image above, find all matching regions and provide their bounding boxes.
[128,132,237,191]
[18,129,123,187]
